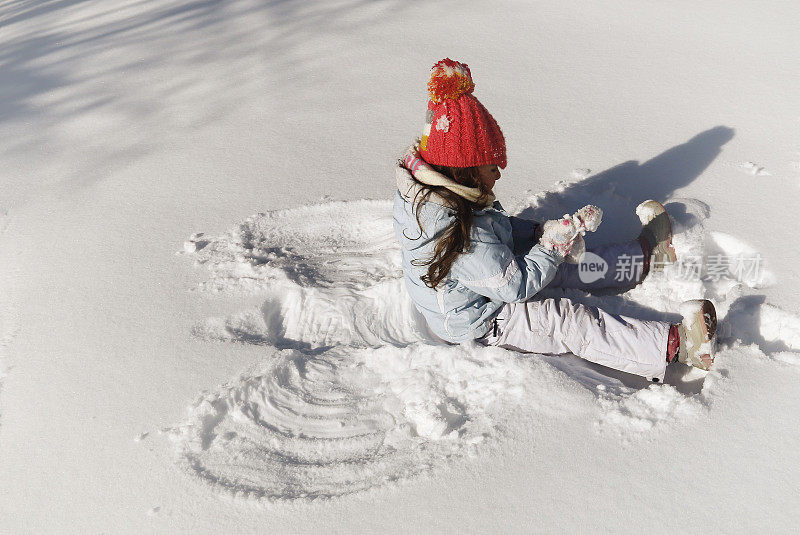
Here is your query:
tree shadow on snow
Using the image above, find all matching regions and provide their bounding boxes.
[0,0,405,195]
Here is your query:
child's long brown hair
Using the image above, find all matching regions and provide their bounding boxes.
[409,165,491,289]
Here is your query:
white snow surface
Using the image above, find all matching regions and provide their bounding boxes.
[2,0,800,532]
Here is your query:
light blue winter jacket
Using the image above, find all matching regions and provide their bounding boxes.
[393,164,564,342]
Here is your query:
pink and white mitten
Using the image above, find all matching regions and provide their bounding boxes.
[539,205,603,263]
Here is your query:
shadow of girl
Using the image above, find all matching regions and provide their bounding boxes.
[517,126,735,246]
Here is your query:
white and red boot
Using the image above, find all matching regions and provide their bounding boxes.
[667,299,718,371]
[636,199,677,273]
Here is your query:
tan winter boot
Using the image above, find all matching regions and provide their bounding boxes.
[677,299,717,371]
[636,200,677,272]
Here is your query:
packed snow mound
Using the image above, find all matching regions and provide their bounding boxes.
[192,277,435,349]
[176,193,800,500]
[598,381,703,432]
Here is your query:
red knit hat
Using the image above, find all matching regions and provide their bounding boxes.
[419,58,507,169]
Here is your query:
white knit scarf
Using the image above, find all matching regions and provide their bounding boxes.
[401,142,495,207]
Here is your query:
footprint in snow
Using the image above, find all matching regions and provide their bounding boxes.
[571,168,592,179]
[740,161,771,176]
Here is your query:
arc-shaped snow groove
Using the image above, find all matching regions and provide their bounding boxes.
[176,191,800,499]
[184,200,403,294]
[169,342,547,501]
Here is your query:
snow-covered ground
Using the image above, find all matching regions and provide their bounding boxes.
[2,0,799,532]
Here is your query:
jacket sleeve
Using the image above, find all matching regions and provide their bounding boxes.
[452,220,563,303]
[509,215,541,255]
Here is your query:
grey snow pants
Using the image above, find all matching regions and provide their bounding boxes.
[480,240,670,382]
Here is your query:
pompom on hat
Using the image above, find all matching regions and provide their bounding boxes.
[419,58,507,169]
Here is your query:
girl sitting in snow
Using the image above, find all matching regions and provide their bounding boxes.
[393,58,716,383]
